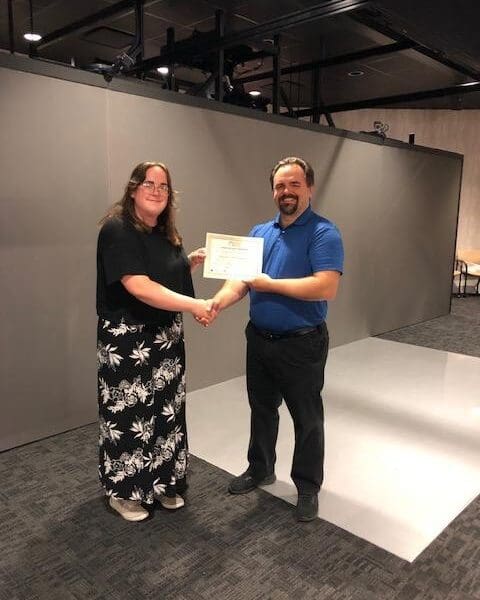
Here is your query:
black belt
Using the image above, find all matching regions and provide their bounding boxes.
[251,322,324,341]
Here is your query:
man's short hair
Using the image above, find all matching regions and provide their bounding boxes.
[270,156,315,189]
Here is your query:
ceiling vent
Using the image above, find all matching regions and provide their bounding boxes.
[82,26,134,49]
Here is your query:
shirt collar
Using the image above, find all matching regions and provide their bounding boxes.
[274,203,313,228]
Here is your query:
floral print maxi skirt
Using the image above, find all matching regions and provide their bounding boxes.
[97,314,188,504]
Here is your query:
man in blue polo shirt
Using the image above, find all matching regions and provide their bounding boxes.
[211,156,344,521]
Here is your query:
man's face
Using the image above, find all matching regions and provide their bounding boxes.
[272,164,312,219]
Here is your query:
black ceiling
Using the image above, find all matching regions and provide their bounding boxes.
[2,0,480,120]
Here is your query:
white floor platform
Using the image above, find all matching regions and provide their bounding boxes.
[187,337,480,562]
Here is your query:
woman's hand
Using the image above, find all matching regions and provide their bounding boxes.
[188,247,206,272]
[191,299,218,326]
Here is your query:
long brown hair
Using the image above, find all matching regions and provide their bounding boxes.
[100,161,182,247]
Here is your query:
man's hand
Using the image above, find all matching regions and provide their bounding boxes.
[243,273,273,292]
[194,280,248,327]
[194,299,219,327]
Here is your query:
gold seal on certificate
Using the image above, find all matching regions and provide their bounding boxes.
[203,232,264,280]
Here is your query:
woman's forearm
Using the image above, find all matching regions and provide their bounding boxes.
[122,274,204,315]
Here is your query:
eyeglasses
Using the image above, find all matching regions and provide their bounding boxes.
[141,180,169,193]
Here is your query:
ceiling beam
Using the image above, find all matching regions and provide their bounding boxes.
[236,40,413,85]
[35,0,158,51]
[130,0,370,74]
[295,82,480,116]
[213,0,371,46]
[350,8,480,80]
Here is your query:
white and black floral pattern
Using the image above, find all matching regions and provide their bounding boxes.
[97,315,188,503]
[97,342,123,371]
[153,313,183,349]
[103,319,146,337]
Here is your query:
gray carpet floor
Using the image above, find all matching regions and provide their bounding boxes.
[1,424,479,600]
[378,296,480,358]
[1,296,479,600]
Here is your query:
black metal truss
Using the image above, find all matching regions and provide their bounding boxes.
[7,0,14,54]
[280,86,295,118]
[291,5,480,117]
[133,0,144,71]
[272,34,281,114]
[349,7,480,81]
[215,10,225,102]
[295,81,480,116]
[105,0,144,78]
[129,0,370,74]
[311,65,332,126]
[166,27,176,91]
[34,0,158,51]
[14,0,480,118]
[236,6,480,116]
[236,40,414,85]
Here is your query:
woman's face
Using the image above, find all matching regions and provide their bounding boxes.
[131,166,170,226]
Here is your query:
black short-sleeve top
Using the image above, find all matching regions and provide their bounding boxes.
[96,217,195,326]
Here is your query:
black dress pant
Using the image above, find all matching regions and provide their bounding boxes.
[245,321,329,495]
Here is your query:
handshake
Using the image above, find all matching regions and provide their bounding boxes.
[192,298,220,327]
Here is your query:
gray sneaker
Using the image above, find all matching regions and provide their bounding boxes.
[108,496,149,521]
[157,494,185,510]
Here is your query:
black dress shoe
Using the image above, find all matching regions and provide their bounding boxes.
[228,470,276,494]
[296,494,318,522]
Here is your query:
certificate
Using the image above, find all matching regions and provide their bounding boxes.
[203,232,264,280]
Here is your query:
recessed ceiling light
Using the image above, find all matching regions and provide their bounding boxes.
[24,32,42,42]
[157,66,169,75]
[249,90,261,97]
[348,70,364,77]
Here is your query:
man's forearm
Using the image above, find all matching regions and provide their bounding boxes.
[248,272,340,301]
[213,280,249,310]
[270,277,336,300]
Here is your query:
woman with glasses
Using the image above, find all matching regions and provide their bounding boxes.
[96,161,212,521]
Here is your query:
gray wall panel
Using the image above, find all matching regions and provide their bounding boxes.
[0,66,462,450]
[316,139,462,342]
[1,68,107,450]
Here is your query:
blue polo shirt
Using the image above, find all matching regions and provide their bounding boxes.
[248,205,344,332]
